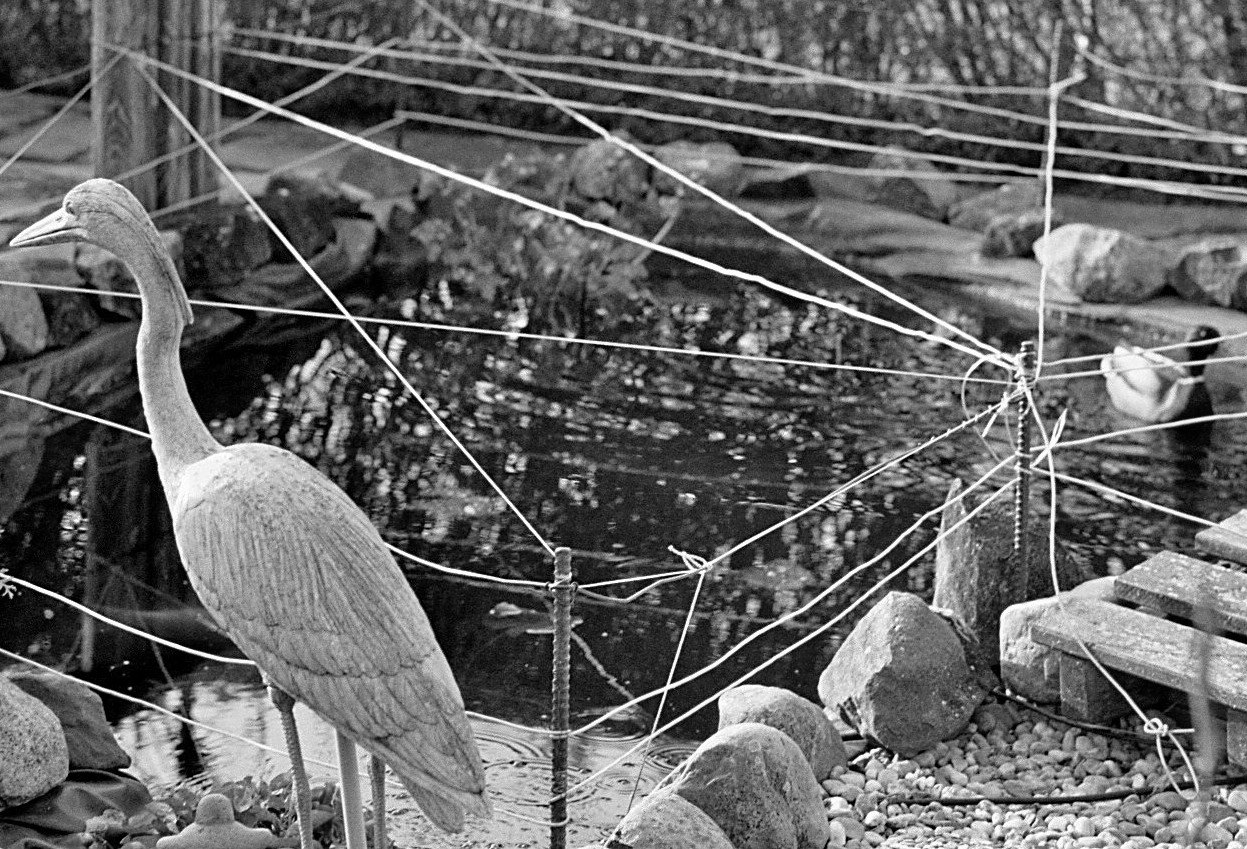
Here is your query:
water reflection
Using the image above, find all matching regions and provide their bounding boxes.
[3,260,1247,816]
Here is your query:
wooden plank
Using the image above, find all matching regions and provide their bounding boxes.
[1196,509,1247,565]
[1114,551,1247,637]
[1032,598,1247,712]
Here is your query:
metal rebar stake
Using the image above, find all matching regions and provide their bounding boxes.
[1013,340,1036,586]
[550,546,573,849]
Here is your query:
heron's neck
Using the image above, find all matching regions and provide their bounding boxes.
[130,242,219,493]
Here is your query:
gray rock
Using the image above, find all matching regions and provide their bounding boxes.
[866,146,958,220]
[615,788,734,849]
[982,208,1062,259]
[1170,236,1247,309]
[653,141,743,196]
[0,279,48,362]
[667,722,829,849]
[0,244,94,349]
[718,684,846,780]
[1033,224,1171,303]
[999,596,1064,703]
[76,230,184,319]
[0,674,68,809]
[818,591,988,757]
[10,672,131,770]
[932,479,1087,662]
[948,180,1044,231]
[568,132,649,204]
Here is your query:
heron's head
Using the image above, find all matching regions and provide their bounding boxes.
[10,179,153,256]
[10,179,193,325]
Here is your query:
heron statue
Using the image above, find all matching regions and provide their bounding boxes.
[10,179,491,847]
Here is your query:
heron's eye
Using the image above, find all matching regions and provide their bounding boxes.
[64,201,76,217]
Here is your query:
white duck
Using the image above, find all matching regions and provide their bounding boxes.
[1099,325,1220,424]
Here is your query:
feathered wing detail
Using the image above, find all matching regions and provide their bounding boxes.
[170,443,491,831]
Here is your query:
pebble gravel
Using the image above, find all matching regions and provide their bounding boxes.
[821,700,1247,849]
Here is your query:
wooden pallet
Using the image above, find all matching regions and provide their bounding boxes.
[1030,510,1247,766]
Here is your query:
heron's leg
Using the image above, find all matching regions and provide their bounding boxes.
[335,732,367,849]
[269,685,315,849]
[369,756,387,849]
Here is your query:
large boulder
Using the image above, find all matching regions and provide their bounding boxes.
[0,674,69,809]
[613,788,734,849]
[0,281,48,362]
[818,591,988,757]
[718,684,846,780]
[932,479,1087,662]
[256,178,340,262]
[948,180,1044,232]
[653,141,744,196]
[0,244,95,349]
[1169,236,1247,309]
[10,672,130,770]
[666,722,829,849]
[1032,224,1171,303]
[865,146,958,221]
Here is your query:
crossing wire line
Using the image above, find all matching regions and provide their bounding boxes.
[111,47,1013,369]
[226,46,1247,203]
[0,277,1011,385]
[411,0,1009,365]
[396,109,1030,184]
[557,460,1021,802]
[129,54,559,560]
[224,36,1247,184]
[225,46,1247,204]
[567,394,1017,737]
[475,0,1057,128]
[0,648,565,827]
[115,36,407,186]
[0,54,122,184]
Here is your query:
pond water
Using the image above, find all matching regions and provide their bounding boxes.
[3,248,1247,845]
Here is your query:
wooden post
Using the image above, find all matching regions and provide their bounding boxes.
[92,0,221,210]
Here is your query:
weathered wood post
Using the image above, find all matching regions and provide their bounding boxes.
[92,0,221,209]
[550,546,574,849]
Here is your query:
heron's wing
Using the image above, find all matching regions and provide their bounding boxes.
[170,445,487,823]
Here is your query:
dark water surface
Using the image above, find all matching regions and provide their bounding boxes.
[4,251,1247,844]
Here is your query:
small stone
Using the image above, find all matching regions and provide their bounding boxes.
[719,684,847,780]
[1151,791,1188,812]
[9,672,130,770]
[827,819,847,848]
[1229,788,1247,814]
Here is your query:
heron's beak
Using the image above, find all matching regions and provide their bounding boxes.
[9,207,85,248]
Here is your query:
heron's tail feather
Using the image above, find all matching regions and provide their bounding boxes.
[402,777,493,833]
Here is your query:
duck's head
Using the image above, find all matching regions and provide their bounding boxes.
[1187,325,1221,365]
[9,179,192,325]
